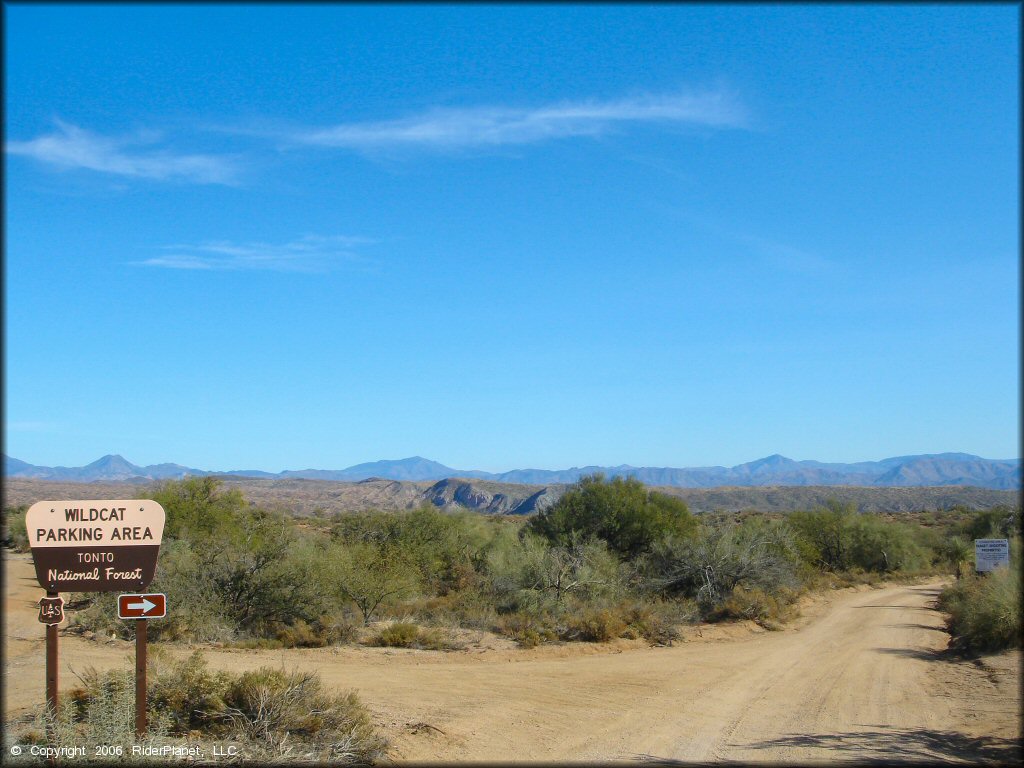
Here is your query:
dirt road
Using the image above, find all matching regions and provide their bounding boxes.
[4,552,1020,763]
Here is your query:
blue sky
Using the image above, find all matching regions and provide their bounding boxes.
[4,4,1019,472]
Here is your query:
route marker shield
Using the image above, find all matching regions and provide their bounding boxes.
[38,595,65,625]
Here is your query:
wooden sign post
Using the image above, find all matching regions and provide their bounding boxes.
[26,500,166,741]
[118,593,167,738]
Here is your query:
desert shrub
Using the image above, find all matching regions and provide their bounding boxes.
[67,591,125,639]
[407,589,497,631]
[373,622,421,647]
[412,626,463,651]
[144,539,237,642]
[206,510,328,633]
[963,505,1021,541]
[218,666,387,761]
[331,507,497,597]
[151,476,247,541]
[939,535,974,579]
[330,540,421,625]
[483,529,550,610]
[1,505,29,551]
[369,622,461,650]
[317,612,362,644]
[788,502,933,574]
[787,501,857,572]
[523,537,626,605]
[11,668,175,763]
[66,668,161,745]
[272,619,329,648]
[149,650,231,733]
[495,611,559,648]
[648,518,800,611]
[707,586,799,630]
[561,607,628,642]
[845,515,930,573]
[938,566,1021,654]
[618,601,687,645]
[527,474,698,558]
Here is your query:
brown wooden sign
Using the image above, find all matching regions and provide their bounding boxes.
[26,500,166,592]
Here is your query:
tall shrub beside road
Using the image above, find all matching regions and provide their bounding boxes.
[938,566,1021,653]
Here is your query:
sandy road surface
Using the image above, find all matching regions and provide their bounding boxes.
[4,551,1020,763]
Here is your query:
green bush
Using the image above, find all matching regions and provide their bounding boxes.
[1,505,29,551]
[648,518,799,606]
[151,476,247,540]
[218,665,387,761]
[149,650,231,733]
[938,567,1021,654]
[788,502,932,574]
[331,540,421,626]
[963,506,1021,541]
[527,474,697,558]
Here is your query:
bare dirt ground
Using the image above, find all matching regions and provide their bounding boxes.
[4,551,1020,764]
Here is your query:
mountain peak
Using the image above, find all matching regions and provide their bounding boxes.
[85,454,135,469]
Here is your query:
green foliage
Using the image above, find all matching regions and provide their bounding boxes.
[527,474,697,558]
[962,505,1021,541]
[1,505,29,551]
[331,540,420,625]
[787,501,857,572]
[55,477,986,658]
[846,515,929,573]
[151,476,246,540]
[788,501,930,574]
[647,517,800,612]
[149,650,231,732]
[522,536,624,605]
[940,536,973,579]
[218,664,387,761]
[332,506,495,596]
[938,566,1022,654]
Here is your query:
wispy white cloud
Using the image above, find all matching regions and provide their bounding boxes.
[132,235,373,273]
[5,120,239,184]
[295,89,747,151]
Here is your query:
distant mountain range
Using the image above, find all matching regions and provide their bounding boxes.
[4,452,1021,490]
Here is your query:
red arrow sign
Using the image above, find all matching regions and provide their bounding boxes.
[118,593,166,619]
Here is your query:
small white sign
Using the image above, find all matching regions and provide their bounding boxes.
[975,538,1010,572]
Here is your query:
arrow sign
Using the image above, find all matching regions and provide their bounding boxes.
[118,593,166,619]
